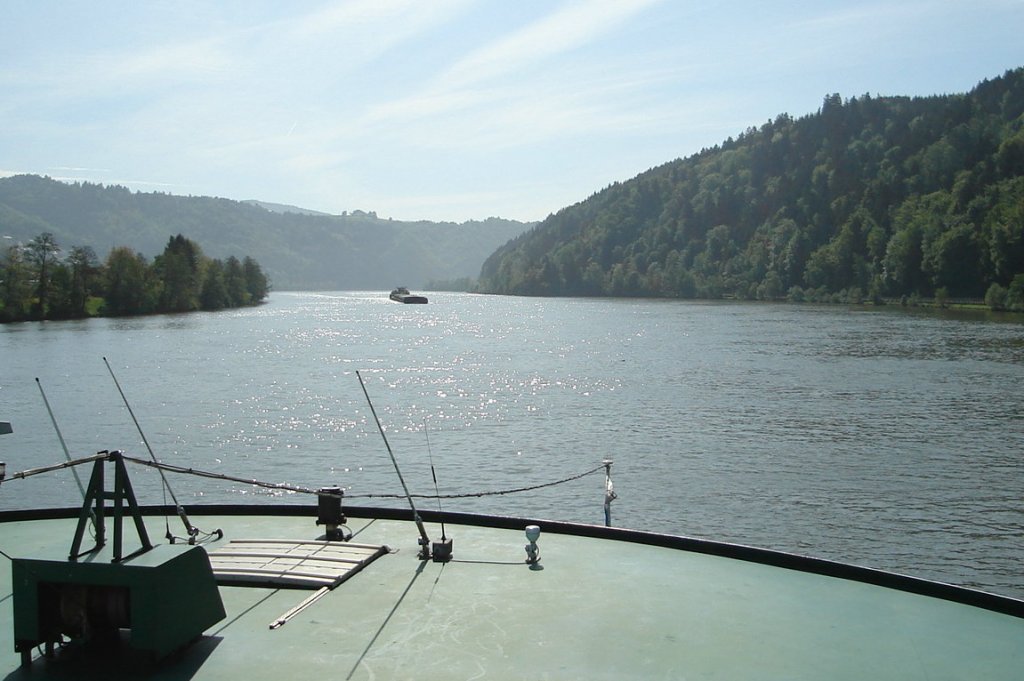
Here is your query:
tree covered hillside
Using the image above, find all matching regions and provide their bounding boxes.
[0,176,531,290]
[478,68,1024,308]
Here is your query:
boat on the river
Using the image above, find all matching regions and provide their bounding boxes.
[1,421,1022,680]
[389,286,427,304]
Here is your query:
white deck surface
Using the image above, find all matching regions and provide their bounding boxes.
[208,539,387,588]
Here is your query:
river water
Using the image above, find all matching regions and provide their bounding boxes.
[1,292,1022,598]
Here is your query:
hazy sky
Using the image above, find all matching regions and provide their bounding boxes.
[2,1,1022,223]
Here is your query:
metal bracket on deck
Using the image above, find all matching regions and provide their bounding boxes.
[69,450,153,562]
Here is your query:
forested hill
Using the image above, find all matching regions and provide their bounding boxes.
[0,176,531,290]
[478,68,1024,306]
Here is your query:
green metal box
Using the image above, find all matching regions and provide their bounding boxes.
[12,543,225,663]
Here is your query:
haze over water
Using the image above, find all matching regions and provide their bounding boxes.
[2,292,1022,599]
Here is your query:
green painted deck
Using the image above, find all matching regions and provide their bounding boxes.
[1,512,1022,680]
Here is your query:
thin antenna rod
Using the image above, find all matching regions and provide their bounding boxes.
[35,378,87,499]
[424,419,446,541]
[356,370,431,557]
[103,357,198,540]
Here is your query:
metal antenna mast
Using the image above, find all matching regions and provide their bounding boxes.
[35,378,88,500]
[356,370,432,560]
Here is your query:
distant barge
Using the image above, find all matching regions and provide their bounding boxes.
[389,287,428,303]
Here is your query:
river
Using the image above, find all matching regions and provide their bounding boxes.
[1,292,1022,598]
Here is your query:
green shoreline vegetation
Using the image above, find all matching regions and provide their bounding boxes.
[0,232,269,323]
[477,69,1024,314]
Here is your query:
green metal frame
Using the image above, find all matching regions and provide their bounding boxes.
[69,450,153,562]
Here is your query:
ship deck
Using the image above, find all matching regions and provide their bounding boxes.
[1,507,1022,680]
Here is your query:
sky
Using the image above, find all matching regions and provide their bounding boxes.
[2,1,1023,224]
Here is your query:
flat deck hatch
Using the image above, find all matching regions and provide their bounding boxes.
[208,539,387,589]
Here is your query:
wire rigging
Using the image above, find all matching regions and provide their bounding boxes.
[5,454,606,502]
[349,464,607,500]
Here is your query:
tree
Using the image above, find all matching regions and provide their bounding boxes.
[66,245,99,317]
[155,235,202,312]
[760,270,784,300]
[46,263,74,318]
[25,232,60,318]
[104,247,152,315]
[985,282,1008,310]
[882,224,925,295]
[922,222,983,297]
[200,259,229,310]
[242,256,269,302]
[0,245,31,322]
[223,256,249,307]
[1008,273,1024,311]
[804,243,841,290]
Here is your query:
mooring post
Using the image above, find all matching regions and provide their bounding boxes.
[603,459,616,527]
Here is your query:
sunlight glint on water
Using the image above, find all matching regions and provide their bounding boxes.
[2,292,1022,598]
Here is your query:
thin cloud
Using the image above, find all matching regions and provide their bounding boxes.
[274,0,472,78]
[438,0,665,90]
[285,0,463,41]
[49,166,113,173]
[105,37,233,83]
[363,0,669,144]
[786,1,924,32]
[48,174,184,190]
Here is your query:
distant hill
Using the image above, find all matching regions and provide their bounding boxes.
[0,177,532,290]
[241,200,331,217]
[478,67,1024,304]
